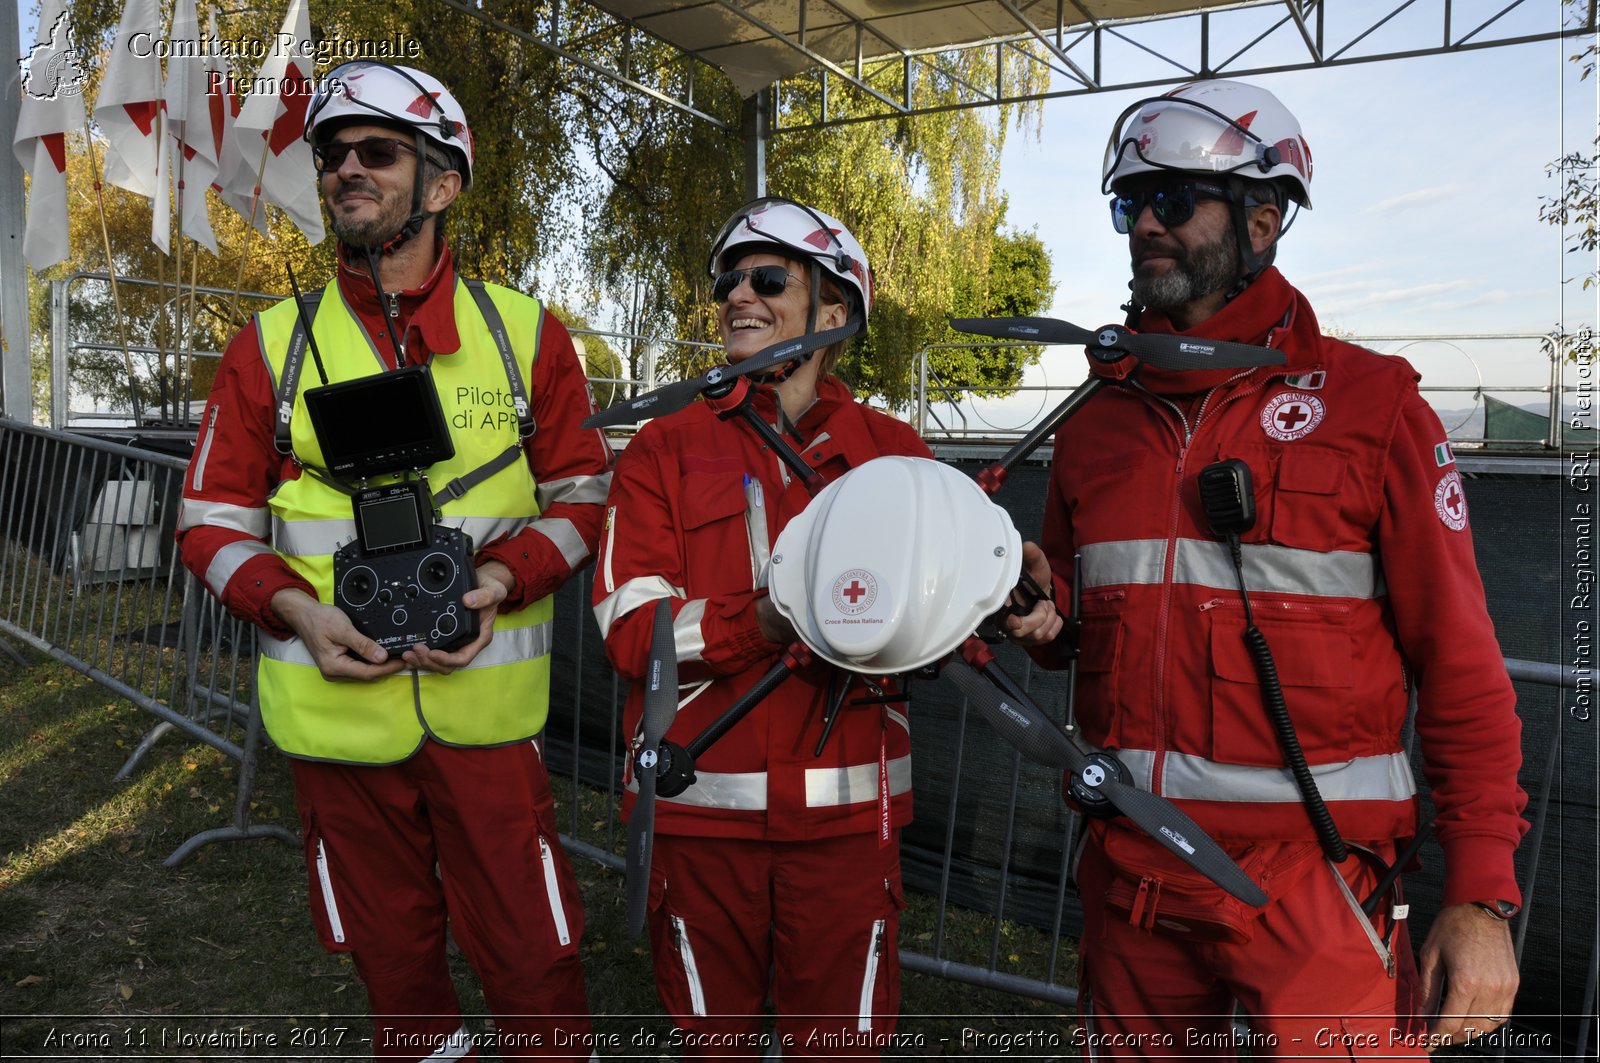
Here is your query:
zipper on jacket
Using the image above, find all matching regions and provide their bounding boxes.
[192,404,221,491]
[672,915,708,1016]
[538,836,573,947]
[314,838,346,944]
[385,291,405,362]
[857,918,886,1032]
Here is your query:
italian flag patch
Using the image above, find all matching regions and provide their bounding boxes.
[1434,442,1454,467]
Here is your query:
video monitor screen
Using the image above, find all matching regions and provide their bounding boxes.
[306,365,453,477]
[357,491,426,552]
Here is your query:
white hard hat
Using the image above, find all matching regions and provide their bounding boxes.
[709,197,874,323]
[305,62,474,187]
[767,457,1020,673]
[1102,80,1312,207]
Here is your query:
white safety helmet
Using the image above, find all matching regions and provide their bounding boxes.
[1102,80,1312,207]
[709,197,874,325]
[767,457,1020,674]
[304,61,474,188]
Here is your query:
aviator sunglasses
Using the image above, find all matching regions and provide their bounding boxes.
[1109,179,1230,234]
[712,264,804,304]
[312,136,420,174]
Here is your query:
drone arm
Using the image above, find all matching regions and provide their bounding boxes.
[683,643,814,759]
[976,376,1111,495]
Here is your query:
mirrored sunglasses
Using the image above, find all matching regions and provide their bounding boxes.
[1109,179,1229,234]
[712,264,801,303]
[312,136,419,174]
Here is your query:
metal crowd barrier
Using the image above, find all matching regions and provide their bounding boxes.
[0,418,1591,1055]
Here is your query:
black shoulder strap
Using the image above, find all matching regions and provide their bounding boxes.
[274,291,324,455]
[464,279,536,440]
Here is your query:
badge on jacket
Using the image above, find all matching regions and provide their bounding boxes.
[1260,393,1325,442]
[1434,470,1469,531]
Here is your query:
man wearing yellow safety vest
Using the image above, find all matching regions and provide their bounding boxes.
[177,62,612,1060]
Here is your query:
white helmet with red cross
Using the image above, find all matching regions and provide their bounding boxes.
[304,61,474,188]
[1102,80,1312,208]
[709,197,874,324]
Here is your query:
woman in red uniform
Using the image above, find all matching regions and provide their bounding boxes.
[593,198,932,1056]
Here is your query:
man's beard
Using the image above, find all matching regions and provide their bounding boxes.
[329,182,410,249]
[1130,227,1240,313]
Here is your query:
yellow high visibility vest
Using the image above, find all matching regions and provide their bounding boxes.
[255,279,553,764]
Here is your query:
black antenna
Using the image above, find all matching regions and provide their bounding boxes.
[285,262,330,387]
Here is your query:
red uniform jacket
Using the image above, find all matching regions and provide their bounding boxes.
[1034,268,1527,908]
[594,377,934,841]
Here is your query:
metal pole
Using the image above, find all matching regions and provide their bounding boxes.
[0,3,33,422]
[742,88,769,200]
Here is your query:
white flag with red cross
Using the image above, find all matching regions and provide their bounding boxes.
[154,0,220,253]
[13,0,87,269]
[94,0,164,200]
[232,0,325,244]
[204,10,270,236]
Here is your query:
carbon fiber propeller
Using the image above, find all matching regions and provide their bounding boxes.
[942,657,1267,906]
[625,599,679,937]
[949,316,1285,372]
[583,320,861,429]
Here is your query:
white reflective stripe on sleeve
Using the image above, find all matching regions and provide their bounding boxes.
[536,471,612,508]
[672,599,709,662]
[529,516,590,568]
[178,498,270,536]
[1118,748,1417,804]
[1080,538,1382,599]
[601,506,618,593]
[424,1025,474,1061]
[858,919,884,1032]
[672,915,708,1017]
[454,515,537,547]
[314,838,346,943]
[885,706,909,735]
[260,621,553,668]
[656,768,768,810]
[593,576,681,639]
[205,539,278,597]
[806,754,912,809]
[538,836,572,946]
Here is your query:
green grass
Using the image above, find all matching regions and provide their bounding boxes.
[0,647,1081,1059]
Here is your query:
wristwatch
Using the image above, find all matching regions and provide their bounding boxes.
[1473,899,1520,919]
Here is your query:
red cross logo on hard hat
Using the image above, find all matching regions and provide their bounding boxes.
[831,568,879,616]
[1260,393,1326,442]
[1435,470,1468,531]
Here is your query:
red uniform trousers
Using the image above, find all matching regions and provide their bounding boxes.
[647,832,904,1059]
[294,740,593,1061]
[1075,839,1426,1060]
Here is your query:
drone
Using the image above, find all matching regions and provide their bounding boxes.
[585,314,1290,936]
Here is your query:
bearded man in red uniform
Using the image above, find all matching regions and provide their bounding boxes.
[1004,80,1528,1057]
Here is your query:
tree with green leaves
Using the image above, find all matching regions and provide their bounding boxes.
[1539,0,1597,291]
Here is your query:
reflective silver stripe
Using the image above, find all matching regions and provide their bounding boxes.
[179,498,269,536]
[272,516,356,556]
[1119,748,1417,804]
[805,754,913,809]
[272,515,537,556]
[529,516,590,569]
[745,478,769,588]
[260,620,553,668]
[593,576,681,639]
[1328,855,1393,969]
[537,471,612,508]
[657,768,768,810]
[672,599,709,662]
[424,1025,474,1062]
[1081,538,1383,599]
[601,506,618,592]
[205,540,277,596]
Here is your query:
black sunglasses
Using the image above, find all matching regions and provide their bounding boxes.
[712,265,803,303]
[1109,179,1230,234]
[312,136,419,174]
